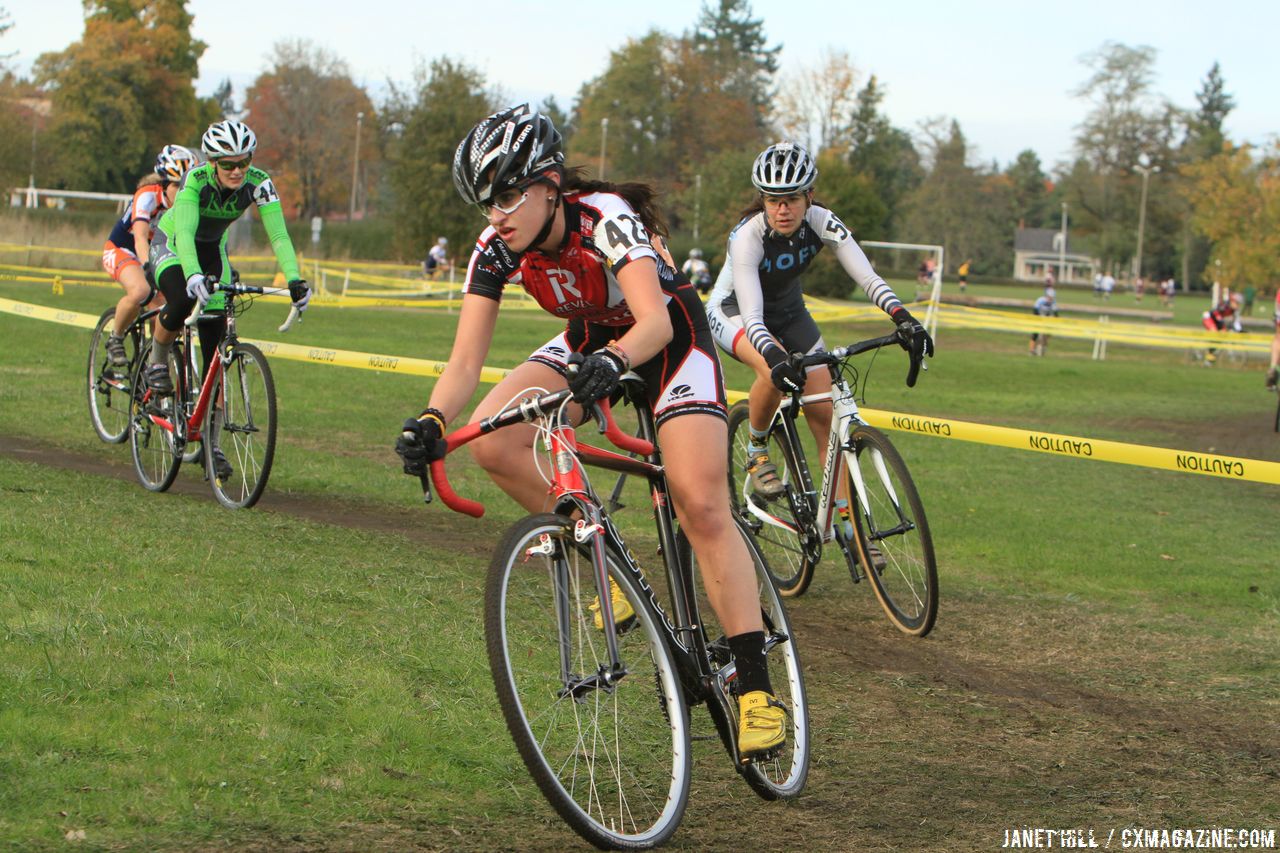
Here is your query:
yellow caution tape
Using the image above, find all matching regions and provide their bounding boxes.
[5,295,1277,486]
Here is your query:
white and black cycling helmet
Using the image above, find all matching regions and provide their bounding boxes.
[689,248,703,259]
[154,144,196,183]
[201,120,257,160]
[453,104,564,206]
[752,141,818,195]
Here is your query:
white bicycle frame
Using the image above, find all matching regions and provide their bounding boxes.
[740,369,903,550]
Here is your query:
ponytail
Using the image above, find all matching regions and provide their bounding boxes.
[562,166,669,240]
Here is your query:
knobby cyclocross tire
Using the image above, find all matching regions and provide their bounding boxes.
[485,514,692,850]
[128,341,184,493]
[205,342,277,509]
[845,425,939,636]
[676,520,810,801]
[87,308,139,444]
[726,400,819,596]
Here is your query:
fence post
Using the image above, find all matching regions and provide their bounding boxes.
[1092,315,1109,361]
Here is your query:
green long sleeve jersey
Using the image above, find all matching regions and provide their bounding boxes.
[161,162,301,282]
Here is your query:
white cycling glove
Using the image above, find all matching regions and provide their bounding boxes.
[186,273,213,304]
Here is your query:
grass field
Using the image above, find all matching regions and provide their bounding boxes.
[1,276,1277,852]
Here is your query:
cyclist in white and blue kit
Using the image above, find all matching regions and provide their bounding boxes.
[706,141,933,501]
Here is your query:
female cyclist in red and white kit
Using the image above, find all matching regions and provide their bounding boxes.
[395,105,786,756]
[100,145,196,365]
[1268,288,1280,390]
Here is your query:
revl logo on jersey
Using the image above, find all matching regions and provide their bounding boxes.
[760,245,817,274]
[545,269,581,303]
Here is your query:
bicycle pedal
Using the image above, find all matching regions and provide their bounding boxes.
[739,745,783,766]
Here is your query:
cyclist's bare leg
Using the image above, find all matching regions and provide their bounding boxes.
[468,360,579,513]
[659,412,764,637]
[732,336,783,435]
[111,264,156,338]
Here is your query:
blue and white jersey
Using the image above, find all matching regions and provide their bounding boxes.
[706,204,903,364]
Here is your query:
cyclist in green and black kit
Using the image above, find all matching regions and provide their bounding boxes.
[144,119,310,478]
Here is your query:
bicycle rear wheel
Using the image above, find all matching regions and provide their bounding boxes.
[726,400,818,596]
[846,426,939,636]
[677,520,810,800]
[486,514,691,850]
[128,342,184,493]
[87,308,138,444]
[205,342,277,509]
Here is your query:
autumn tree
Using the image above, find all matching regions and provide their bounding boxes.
[384,57,493,262]
[1005,149,1053,229]
[1183,143,1280,291]
[772,48,861,154]
[34,0,206,191]
[243,40,375,220]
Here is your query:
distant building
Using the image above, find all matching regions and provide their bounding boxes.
[1013,227,1098,285]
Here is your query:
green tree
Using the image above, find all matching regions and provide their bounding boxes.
[1173,62,1237,288]
[1005,149,1052,228]
[537,94,571,152]
[243,40,376,220]
[900,120,1012,275]
[846,75,922,237]
[1060,42,1179,278]
[34,0,206,191]
[692,0,779,129]
[384,57,493,262]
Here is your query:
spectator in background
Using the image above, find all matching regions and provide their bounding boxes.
[1134,275,1145,302]
[1044,267,1056,290]
[1029,284,1058,356]
[1243,284,1256,316]
[424,237,450,280]
[682,247,713,294]
[1094,272,1103,299]
[957,258,971,294]
[1267,289,1280,390]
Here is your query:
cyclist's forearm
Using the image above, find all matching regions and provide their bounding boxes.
[259,203,301,281]
[131,222,151,265]
[833,239,903,316]
[173,194,201,279]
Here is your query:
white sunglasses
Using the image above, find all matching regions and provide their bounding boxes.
[480,190,530,218]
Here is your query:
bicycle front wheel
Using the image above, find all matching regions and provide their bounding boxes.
[676,520,810,800]
[726,400,818,596]
[128,342,184,492]
[205,343,277,509]
[846,426,939,636]
[87,308,137,444]
[486,514,692,850]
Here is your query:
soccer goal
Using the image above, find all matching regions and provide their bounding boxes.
[861,240,944,339]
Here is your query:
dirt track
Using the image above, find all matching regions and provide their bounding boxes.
[4,434,1276,852]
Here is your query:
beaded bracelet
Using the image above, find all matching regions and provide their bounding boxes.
[601,340,631,371]
[417,407,447,431]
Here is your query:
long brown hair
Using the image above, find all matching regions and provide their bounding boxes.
[562,166,669,240]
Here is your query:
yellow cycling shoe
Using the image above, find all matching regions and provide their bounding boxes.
[738,690,786,757]
[589,578,635,631]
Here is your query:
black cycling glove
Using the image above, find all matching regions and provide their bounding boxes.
[567,351,624,404]
[892,307,935,359]
[396,410,447,476]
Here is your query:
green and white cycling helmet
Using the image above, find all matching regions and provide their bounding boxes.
[202,120,257,160]
[752,141,817,195]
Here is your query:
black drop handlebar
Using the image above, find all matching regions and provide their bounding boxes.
[787,331,925,389]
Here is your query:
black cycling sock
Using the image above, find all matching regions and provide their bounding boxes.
[728,631,772,696]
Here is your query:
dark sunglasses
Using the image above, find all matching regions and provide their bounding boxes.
[215,157,252,171]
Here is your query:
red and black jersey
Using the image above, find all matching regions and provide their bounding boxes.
[463,191,684,328]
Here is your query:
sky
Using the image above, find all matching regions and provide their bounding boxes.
[4,0,1277,172]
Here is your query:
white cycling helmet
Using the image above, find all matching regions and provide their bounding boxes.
[689,248,703,259]
[154,144,196,183]
[201,120,257,160]
[453,104,564,206]
[752,141,818,195]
